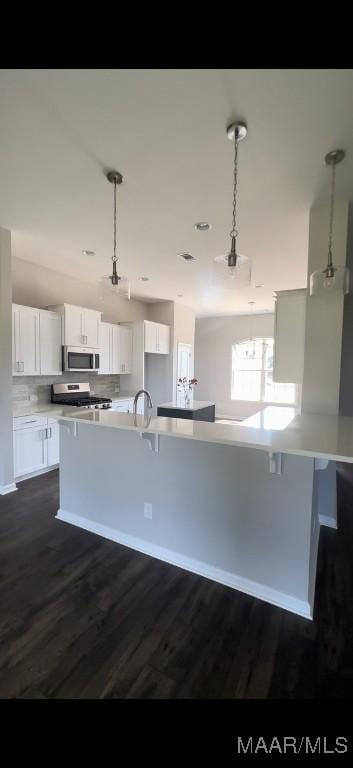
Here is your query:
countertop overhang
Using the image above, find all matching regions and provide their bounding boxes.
[58,406,353,463]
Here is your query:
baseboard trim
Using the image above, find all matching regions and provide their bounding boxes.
[15,465,59,483]
[0,482,17,496]
[56,508,312,619]
[319,513,338,529]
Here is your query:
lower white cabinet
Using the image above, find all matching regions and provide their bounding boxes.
[13,415,60,479]
[110,398,144,414]
[47,418,60,466]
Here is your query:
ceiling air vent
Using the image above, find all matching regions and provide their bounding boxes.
[178,252,195,261]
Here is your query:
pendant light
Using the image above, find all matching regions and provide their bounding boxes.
[310,149,349,297]
[100,170,130,300]
[213,121,251,289]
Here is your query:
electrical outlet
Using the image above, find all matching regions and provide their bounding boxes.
[144,502,152,519]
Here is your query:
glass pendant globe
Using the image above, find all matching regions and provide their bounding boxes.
[100,274,131,300]
[310,266,350,297]
[213,253,251,290]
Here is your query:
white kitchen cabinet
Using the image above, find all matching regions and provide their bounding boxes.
[39,310,62,375]
[84,308,101,348]
[110,398,144,414]
[144,321,170,354]
[13,415,60,479]
[113,325,132,374]
[273,289,306,383]
[49,304,101,348]
[12,304,40,376]
[13,305,62,376]
[47,419,60,466]
[13,418,47,477]
[99,323,132,374]
[99,322,112,375]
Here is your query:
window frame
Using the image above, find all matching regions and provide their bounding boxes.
[230,337,297,406]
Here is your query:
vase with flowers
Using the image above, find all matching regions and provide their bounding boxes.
[177,377,198,407]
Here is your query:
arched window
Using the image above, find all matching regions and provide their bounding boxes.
[231,338,296,404]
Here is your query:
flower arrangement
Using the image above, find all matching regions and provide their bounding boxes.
[177,377,198,404]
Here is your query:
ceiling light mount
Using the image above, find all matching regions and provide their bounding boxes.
[227,121,248,143]
[324,150,345,167]
[106,170,124,186]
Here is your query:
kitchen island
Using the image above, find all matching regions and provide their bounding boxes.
[157,399,215,422]
[56,407,353,619]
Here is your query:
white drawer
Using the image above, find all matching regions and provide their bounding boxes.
[111,400,130,412]
[13,415,48,430]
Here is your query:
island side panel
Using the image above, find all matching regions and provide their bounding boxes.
[58,422,315,617]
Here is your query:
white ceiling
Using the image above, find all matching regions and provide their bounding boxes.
[1,68,353,316]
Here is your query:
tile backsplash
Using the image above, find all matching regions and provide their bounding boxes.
[13,373,121,404]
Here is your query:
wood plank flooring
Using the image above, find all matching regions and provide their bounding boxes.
[1,466,353,699]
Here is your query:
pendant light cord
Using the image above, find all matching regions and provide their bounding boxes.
[230,136,238,242]
[327,161,336,269]
[113,178,117,264]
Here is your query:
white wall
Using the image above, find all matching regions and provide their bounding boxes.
[12,257,149,324]
[0,228,15,494]
[195,313,274,419]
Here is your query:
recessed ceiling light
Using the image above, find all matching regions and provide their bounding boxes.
[139,276,149,282]
[177,294,183,298]
[255,284,264,288]
[178,252,195,261]
[82,249,95,256]
[194,222,211,231]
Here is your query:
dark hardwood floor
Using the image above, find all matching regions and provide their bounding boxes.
[1,466,353,699]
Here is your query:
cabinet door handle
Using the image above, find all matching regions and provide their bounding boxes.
[20,362,24,372]
[48,427,52,438]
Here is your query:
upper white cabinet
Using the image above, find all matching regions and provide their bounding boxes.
[12,304,40,376]
[98,322,132,375]
[273,289,306,383]
[144,321,170,354]
[115,325,132,374]
[13,304,62,377]
[39,310,62,375]
[49,303,101,348]
[99,321,112,375]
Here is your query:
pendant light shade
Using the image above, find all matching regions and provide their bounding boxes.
[213,121,251,289]
[310,149,350,298]
[101,170,131,300]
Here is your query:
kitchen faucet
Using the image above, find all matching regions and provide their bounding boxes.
[133,389,153,417]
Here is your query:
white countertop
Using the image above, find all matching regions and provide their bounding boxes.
[12,393,135,418]
[158,400,215,411]
[58,405,353,463]
[13,402,86,418]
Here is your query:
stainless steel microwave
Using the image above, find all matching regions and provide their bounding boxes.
[63,346,100,372]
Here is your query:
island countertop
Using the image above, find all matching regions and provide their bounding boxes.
[157,399,215,411]
[58,406,353,464]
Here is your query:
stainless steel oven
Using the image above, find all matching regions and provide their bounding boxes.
[62,346,100,372]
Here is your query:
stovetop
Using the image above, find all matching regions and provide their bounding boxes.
[51,382,112,409]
